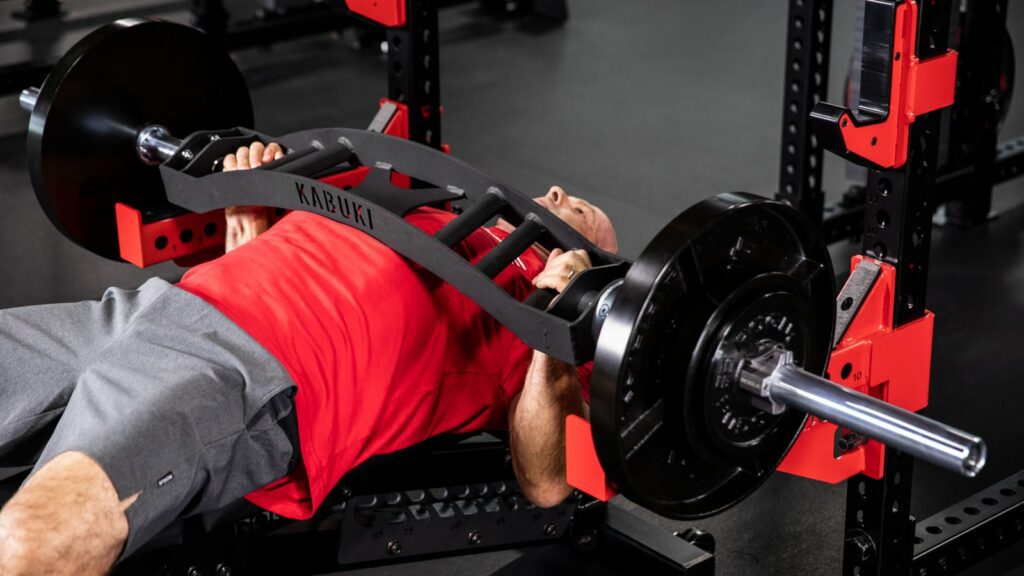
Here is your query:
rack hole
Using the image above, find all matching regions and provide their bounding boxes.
[841,363,853,379]
[873,242,887,259]
[841,297,854,311]
[946,516,962,525]
[204,222,217,237]
[878,178,891,196]
[894,52,901,62]
[964,507,980,516]
[870,137,878,146]
[876,210,890,229]
[925,526,942,535]
[155,236,168,250]
[982,497,999,506]
[1000,488,1016,497]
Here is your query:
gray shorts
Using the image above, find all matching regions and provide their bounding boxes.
[0,277,297,558]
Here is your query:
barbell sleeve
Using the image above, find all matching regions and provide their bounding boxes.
[740,350,986,477]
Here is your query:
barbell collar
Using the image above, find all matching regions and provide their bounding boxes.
[741,349,986,477]
[136,124,183,166]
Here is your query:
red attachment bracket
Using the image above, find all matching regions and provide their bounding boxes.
[115,204,226,268]
[811,0,958,169]
[778,256,934,482]
[345,0,406,28]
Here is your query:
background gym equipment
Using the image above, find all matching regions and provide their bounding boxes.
[776,1,1024,574]
[0,0,568,98]
[20,8,986,539]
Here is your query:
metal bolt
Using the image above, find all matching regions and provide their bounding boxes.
[575,533,594,547]
[467,530,482,545]
[543,523,557,537]
[209,134,221,141]
[186,568,203,576]
[216,564,232,576]
[387,540,402,555]
[181,149,194,160]
[845,532,876,563]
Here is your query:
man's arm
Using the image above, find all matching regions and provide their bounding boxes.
[508,248,593,507]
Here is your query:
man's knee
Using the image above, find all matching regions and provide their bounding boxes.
[0,451,133,575]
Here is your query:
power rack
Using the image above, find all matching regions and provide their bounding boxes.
[778,1,1024,574]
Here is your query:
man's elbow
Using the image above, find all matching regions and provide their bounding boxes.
[521,479,574,508]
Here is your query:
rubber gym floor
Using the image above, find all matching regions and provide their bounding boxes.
[0,1,1022,574]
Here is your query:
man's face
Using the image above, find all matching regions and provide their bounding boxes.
[534,187,618,254]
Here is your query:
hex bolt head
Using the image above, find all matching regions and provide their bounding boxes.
[467,530,482,545]
[543,523,558,537]
[387,540,402,556]
[845,532,876,563]
[216,564,232,576]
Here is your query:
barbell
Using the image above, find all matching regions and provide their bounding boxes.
[20,18,985,520]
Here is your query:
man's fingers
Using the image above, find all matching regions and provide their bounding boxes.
[235,146,251,170]
[222,154,237,172]
[574,249,592,268]
[249,142,265,168]
[264,143,284,164]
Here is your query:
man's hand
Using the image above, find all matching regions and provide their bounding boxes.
[532,248,592,293]
[222,142,285,253]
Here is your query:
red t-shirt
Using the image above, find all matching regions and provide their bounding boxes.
[177,208,591,519]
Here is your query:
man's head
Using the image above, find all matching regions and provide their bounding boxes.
[534,186,618,254]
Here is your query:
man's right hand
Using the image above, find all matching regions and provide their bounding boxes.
[222,142,285,253]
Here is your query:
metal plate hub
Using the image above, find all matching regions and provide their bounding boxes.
[591,193,834,519]
[26,18,254,260]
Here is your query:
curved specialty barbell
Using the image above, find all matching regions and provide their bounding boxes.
[20,18,986,520]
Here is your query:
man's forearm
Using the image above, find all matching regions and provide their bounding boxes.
[509,351,587,507]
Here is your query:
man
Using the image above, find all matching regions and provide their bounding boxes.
[0,142,618,575]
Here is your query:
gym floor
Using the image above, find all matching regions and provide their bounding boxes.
[0,1,1022,574]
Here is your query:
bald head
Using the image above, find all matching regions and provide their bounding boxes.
[534,187,618,254]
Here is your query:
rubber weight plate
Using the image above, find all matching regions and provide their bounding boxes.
[591,192,834,519]
[27,18,254,261]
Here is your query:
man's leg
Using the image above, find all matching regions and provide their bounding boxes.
[0,278,192,481]
[0,281,297,575]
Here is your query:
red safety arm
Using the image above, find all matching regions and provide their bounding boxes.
[345,0,406,28]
